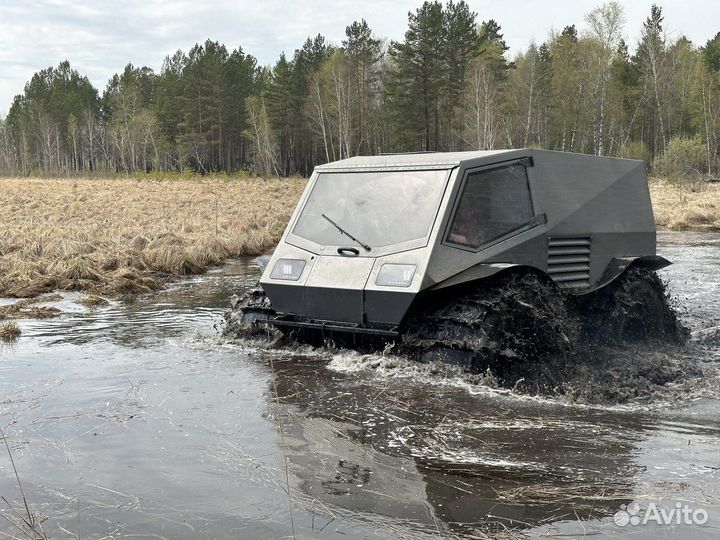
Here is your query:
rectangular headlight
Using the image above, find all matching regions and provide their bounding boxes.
[270,259,306,281]
[375,264,416,287]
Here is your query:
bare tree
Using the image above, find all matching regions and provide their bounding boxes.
[245,96,280,178]
[327,51,352,159]
[637,5,669,156]
[585,1,626,155]
[309,73,332,162]
[462,54,501,149]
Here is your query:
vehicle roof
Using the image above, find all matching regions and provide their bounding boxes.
[314,149,523,171]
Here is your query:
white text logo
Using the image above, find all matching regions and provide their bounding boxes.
[613,502,709,527]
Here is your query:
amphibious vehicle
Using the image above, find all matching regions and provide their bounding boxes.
[227,149,680,366]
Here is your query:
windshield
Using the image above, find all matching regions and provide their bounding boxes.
[292,170,448,249]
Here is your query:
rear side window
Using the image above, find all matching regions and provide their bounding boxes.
[447,164,534,248]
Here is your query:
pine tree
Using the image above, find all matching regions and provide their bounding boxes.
[610,39,643,156]
[703,33,720,72]
[343,19,383,154]
[155,50,187,170]
[386,1,479,151]
[267,54,295,176]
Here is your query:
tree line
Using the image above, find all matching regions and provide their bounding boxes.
[1,1,719,179]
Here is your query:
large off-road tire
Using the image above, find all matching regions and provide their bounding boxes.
[223,288,283,342]
[397,270,578,386]
[572,266,689,345]
[223,267,688,394]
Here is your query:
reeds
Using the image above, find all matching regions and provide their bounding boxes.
[650,179,720,231]
[0,177,306,299]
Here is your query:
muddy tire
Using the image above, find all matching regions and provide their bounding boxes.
[572,266,689,345]
[398,270,578,386]
[223,288,283,341]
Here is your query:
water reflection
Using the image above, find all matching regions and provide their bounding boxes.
[263,350,643,535]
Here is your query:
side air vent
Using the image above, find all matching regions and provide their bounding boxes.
[547,236,591,289]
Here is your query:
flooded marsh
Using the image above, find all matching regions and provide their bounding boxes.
[1,233,719,539]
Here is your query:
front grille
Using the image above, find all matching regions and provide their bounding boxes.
[547,236,591,289]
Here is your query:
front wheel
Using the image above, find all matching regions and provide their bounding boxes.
[398,270,577,385]
[224,287,283,341]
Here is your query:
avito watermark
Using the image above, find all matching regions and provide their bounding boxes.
[614,502,709,527]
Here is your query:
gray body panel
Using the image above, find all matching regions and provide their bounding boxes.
[259,149,660,331]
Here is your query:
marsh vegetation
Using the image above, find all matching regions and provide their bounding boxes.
[0,177,305,301]
[650,179,720,231]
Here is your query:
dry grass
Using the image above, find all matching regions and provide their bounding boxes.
[78,294,110,308]
[0,426,47,539]
[650,179,720,231]
[0,294,64,321]
[0,322,21,342]
[0,177,306,299]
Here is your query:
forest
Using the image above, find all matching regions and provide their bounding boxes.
[0,1,718,180]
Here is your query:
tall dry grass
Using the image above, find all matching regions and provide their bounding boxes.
[650,179,720,231]
[0,177,306,298]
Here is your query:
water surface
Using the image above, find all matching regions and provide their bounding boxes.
[1,233,719,539]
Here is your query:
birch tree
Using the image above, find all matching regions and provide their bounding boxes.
[636,4,668,157]
[585,1,625,155]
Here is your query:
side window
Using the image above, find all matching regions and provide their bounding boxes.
[447,164,534,248]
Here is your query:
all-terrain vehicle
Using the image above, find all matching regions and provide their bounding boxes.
[226,149,685,373]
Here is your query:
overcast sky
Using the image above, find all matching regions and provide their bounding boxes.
[0,0,717,115]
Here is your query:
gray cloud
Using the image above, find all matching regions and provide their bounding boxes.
[0,0,717,114]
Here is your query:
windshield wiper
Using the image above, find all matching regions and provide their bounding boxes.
[321,214,371,252]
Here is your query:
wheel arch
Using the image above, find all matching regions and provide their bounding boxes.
[427,256,671,298]
[579,255,672,296]
[429,262,545,291]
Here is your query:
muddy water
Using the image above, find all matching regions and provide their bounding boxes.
[1,232,719,539]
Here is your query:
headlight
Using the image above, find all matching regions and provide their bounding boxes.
[270,259,306,281]
[375,264,416,287]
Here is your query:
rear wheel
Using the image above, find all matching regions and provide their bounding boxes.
[572,265,689,345]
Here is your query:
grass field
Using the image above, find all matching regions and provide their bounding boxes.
[650,179,720,231]
[0,177,306,302]
[0,176,717,311]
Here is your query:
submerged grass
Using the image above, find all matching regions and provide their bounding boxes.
[0,177,306,300]
[0,322,21,342]
[650,179,720,231]
[78,294,110,308]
